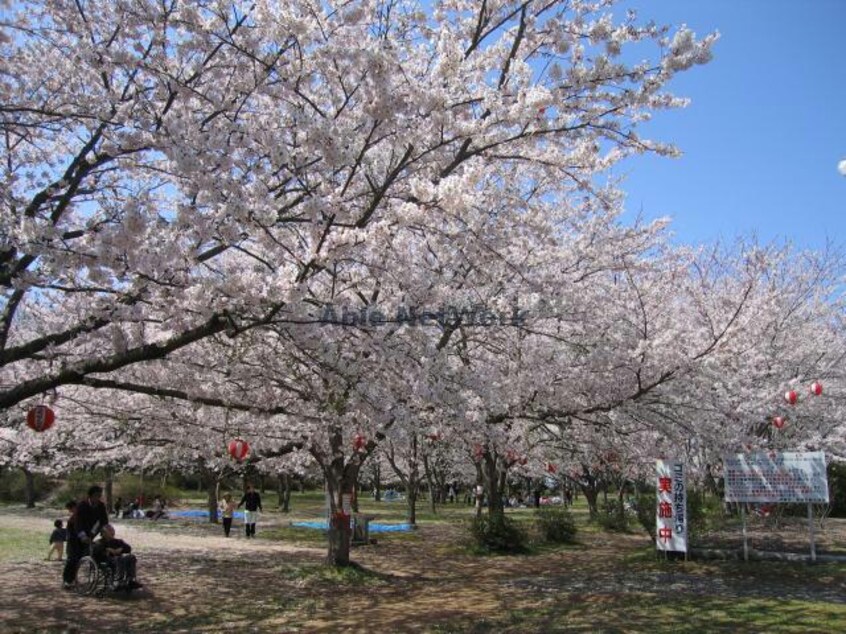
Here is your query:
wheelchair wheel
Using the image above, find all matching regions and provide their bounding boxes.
[74,556,101,596]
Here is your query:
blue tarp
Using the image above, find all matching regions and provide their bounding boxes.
[291,520,413,533]
[169,509,245,519]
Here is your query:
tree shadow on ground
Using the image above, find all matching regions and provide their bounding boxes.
[1,517,845,632]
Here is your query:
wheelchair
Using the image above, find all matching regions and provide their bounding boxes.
[73,547,138,597]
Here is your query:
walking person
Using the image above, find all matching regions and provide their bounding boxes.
[220,493,236,537]
[238,483,262,538]
[46,519,67,561]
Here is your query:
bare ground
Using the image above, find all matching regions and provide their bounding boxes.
[1,511,845,633]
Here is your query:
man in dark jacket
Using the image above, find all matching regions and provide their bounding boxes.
[238,483,262,538]
[76,485,110,543]
[62,485,111,589]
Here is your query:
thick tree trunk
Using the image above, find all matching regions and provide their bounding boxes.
[474,463,484,518]
[482,454,505,520]
[319,427,361,567]
[405,436,420,525]
[22,468,35,508]
[203,471,219,524]
[352,481,360,513]
[407,484,418,525]
[423,453,437,515]
[278,473,291,512]
[583,486,599,519]
[104,468,114,513]
[325,470,356,567]
[138,469,145,507]
[372,463,381,502]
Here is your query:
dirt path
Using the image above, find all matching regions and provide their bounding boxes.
[1,512,845,633]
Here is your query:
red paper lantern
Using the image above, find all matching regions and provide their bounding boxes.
[810,381,823,396]
[353,434,366,452]
[26,405,55,432]
[784,390,797,405]
[772,416,786,430]
[227,438,250,461]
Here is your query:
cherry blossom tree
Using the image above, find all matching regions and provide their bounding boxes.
[1,0,716,409]
[0,0,753,566]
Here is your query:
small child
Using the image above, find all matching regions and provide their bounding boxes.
[47,519,67,561]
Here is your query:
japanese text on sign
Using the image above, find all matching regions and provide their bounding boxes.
[655,459,687,553]
[723,452,828,503]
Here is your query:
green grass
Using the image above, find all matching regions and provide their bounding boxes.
[0,526,48,563]
[496,595,846,633]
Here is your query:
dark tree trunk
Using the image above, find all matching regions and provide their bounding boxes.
[583,486,599,519]
[22,468,35,508]
[405,435,420,525]
[278,473,291,512]
[201,468,219,524]
[104,468,114,513]
[423,453,437,515]
[318,427,363,567]
[481,453,505,520]
[474,463,484,519]
[372,463,381,502]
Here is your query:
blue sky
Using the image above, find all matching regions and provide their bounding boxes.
[614,0,846,251]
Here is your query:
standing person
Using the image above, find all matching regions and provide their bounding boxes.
[150,495,166,520]
[114,496,124,519]
[46,519,67,561]
[220,493,237,537]
[76,485,111,542]
[61,500,80,589]
[64,485,111,589]
[238,483,262,538]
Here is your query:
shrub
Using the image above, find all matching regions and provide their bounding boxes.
[597,501,630,532]
[635,492,656,539]
[828,462,846,518]
[535,506,578,543]
[634,488,726,544]
[468,513,528,554]
[0,468,53,503]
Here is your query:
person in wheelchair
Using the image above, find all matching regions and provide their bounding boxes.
[92,525,143,590]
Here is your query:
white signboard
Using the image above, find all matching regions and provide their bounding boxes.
[723,451,829,503]
[656,459,687,553]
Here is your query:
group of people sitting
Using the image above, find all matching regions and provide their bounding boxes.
[113,494,167,520]
[61,485,143,592]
